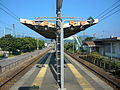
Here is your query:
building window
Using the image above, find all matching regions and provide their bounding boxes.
[112,43,115,54]
[105,43,115,54]
[105,43,110,53]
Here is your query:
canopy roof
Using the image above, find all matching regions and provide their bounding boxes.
[20,18,98,39]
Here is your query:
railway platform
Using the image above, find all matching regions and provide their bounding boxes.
[10,50,114,90]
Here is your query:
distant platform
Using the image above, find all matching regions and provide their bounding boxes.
[20,18,98,39]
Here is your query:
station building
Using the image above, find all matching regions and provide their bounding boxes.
[83,37,120,59]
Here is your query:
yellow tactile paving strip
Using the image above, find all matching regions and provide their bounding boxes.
[67,64,94,90]
[32,64,48,87]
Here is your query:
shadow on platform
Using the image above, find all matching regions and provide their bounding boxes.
[18,86,39,90]
[35,53,51,68]
[49,52,57,82]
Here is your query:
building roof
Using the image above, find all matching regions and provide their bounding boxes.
[95,37,120,42]
[83,41,97,47]
[83,37,120,47]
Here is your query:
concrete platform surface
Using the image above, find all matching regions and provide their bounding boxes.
[10,51,114,90]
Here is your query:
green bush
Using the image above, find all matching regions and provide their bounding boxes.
[87,52,120,71]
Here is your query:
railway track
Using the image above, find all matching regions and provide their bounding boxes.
[66,52,120,90]
[0,49,50,90]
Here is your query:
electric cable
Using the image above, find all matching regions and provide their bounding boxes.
[0,2,19,19]
[99,3,120,20]
[0,7,19,21]
[100,8,120,22]
[96,0,120,18]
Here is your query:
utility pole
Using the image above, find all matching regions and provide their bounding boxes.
[37,38,39,50]
[12,24,15,37]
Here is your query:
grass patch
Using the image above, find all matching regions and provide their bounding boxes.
[8,54,16,57]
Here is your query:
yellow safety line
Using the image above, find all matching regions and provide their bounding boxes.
[32,64,48,87]
[67,64,94,90]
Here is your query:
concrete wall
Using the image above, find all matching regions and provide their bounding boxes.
[104,42,120,58]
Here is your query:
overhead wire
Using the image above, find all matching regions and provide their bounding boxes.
[0,3,31,37]
[100,8,120,22]
[99,3,120,20]
[0,7,19,21]
[95,0,120,18]
[0,2,20,19]
[0,3,31,29]
[95,0,120,22]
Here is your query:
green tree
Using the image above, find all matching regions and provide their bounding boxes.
[0,35,45,55]
[20,37,35,52]
[84,37,94,41]
[64,42,74,52]
[38,39,45,49]
[0,34,16,53]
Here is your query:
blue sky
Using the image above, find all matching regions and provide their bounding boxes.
[0,0,120,39]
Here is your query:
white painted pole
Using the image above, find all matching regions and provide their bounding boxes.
[60,21,64,89]
[37,38,39,50]
[73,37,74,53]
[12,24,15,37]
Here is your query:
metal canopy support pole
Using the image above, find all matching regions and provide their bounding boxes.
[60,21,64,89]
[56,11,62,88]
[56,0,64,88]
